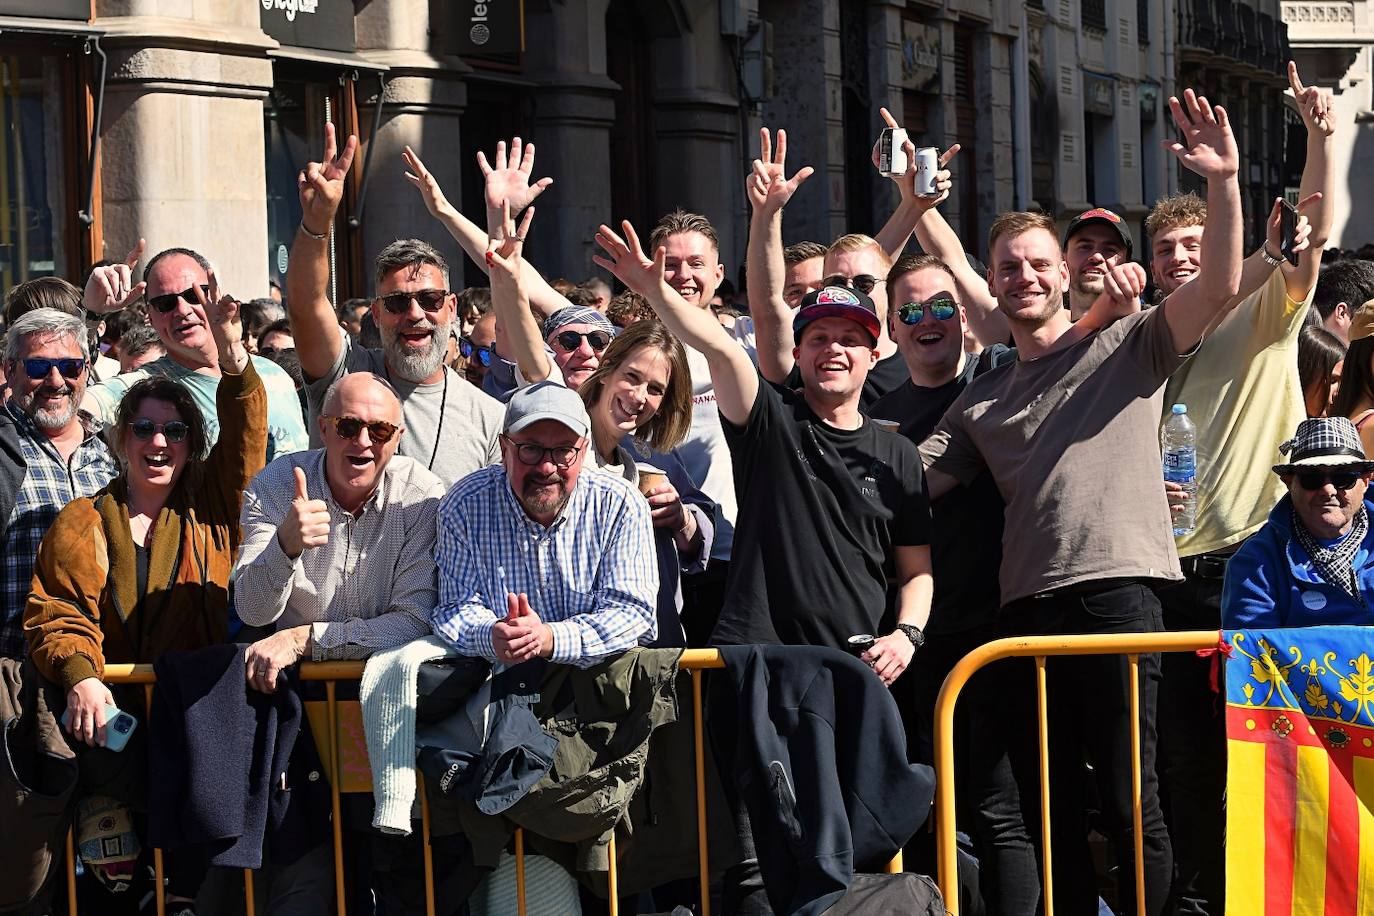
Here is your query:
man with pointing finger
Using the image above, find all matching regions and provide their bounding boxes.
[234,371,445,687]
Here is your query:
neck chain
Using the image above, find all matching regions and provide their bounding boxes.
[385,363,447,471]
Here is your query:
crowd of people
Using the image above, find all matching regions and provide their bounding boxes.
[0,56,1369,916]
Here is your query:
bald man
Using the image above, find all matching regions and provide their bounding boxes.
[235,371,446,689]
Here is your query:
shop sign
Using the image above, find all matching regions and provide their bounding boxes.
[901,20,940,92]
[0,0,89,19]
[261,0,356,55]
[455,0,524,56]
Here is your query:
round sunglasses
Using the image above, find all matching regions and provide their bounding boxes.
[321,414,400,444]
[128,418,189,443]
[897,297,958,325]
[553,330,611,353]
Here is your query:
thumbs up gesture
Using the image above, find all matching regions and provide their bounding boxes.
[276,466,332,559]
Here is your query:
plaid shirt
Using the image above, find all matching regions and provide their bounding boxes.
[433,464,658,668]
[0,402,118,658]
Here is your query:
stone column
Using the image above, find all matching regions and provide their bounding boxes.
[94,0,274,294]
[354,0,470,288]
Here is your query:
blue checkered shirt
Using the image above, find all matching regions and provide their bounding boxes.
[433,464,659,668]
[0,402,118,658]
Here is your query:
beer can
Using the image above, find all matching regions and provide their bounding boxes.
[878,127,909,178]
[915,146,940,197]
[847,634,876,658]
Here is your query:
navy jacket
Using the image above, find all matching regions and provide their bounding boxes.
[709,645,936,916]
[1223,495,1374,628]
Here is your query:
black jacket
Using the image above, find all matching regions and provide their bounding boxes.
[0,406,27,541]
[709,645,936,916]
[148,644,327,869]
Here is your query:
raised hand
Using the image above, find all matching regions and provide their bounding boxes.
[477,137,553,216]
[297,122,358,236]
[1164,89,1239,181]
[1289,61,1335,138]
[1262,193,1322,265]
[83,239,146,315]
[870,108,958,208]
[592,220,665,298]
[747,127,815,215]
[277,466,331,559]
[402,145,456,219]
[1098,262,1148,316]
[194,269,248,371]
[485,199,536,284]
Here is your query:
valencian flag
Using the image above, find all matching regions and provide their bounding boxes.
[1225,627,1374,914]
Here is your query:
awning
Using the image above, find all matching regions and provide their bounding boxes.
[267,44,386,73]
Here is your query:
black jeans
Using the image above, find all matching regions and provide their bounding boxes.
[977,580,1173,916]
[1155,572,1227,916]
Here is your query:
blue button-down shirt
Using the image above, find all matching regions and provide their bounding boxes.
[432,464,659,668]
[0,401,118,658]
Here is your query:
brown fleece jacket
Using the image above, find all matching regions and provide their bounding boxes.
[24,364,267,691]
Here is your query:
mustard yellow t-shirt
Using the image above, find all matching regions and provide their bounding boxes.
[1164,269,1312,557]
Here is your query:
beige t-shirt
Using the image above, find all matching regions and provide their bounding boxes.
[920,306,1187,605]
[1164,270,1311,557]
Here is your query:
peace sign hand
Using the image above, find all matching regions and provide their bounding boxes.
[746,128,815,216]
[1288,61,1336,138]
[83,239,146,315]
[1164,89,1239,181]
[297,122,358,236]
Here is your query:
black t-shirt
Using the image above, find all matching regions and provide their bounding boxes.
[869,345,1013,636]
[711,378,932,649]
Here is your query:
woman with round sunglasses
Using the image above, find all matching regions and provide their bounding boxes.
[24,294,266,912]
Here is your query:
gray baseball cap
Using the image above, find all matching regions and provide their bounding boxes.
[503,380,591,439]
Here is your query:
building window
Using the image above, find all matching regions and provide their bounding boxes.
[1137,0,1151,44]
[1082,0,1107,32]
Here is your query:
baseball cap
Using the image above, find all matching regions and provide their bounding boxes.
[793,286,882,345]
[502,380,591,439]
[1063,208,1132,257]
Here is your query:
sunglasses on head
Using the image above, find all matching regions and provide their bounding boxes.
[377,289,449,315]
[898,297,958,324]
[554,330,611,353]
[1296,470,1364,491]
[129,418,189,443]
[822,274,883,295]
[22,357,86,380]
[459,337,494,367]
[148,285,210,314]
[321,414,400,444]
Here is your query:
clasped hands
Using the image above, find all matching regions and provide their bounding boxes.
[493,592,554,664]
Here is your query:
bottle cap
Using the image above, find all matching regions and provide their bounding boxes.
[1171,404,1187,415]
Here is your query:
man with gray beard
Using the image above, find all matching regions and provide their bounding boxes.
[287,126,503,485]
[0,308,117,658]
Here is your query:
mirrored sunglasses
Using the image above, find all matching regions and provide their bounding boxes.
[898,298,958,325]
[23,357,86,380]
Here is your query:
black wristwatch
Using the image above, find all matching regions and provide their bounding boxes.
[895,623,925,651]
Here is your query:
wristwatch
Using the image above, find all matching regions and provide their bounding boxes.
[895,623,926,651]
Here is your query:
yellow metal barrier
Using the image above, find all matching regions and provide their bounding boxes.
[932,630,1221,916]
[67,649,901,915]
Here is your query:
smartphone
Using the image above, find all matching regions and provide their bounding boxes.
[61,704,137,752]
[1279,199,1300,267]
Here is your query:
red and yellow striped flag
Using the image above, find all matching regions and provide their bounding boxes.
[1226,628,1374,915]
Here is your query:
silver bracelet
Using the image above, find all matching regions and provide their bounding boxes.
[299,221,329,241]
[1259,245,1283,267]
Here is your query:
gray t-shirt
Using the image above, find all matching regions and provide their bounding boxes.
[919,307,1187,605]
[305,327,503,488]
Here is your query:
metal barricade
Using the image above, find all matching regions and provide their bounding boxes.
[931,630,1221,916]
[69,649,904,916]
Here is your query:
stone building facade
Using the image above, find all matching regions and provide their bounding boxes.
[0,0,1305,301]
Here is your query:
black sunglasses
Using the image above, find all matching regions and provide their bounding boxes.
[1296,471,1364,491]
[898,297,958,324]
[822,274,883,295]
[378,289,449,315]
[501,434,582,469]
[148,285,210,314]
[129,418,189,443]
[459,337,494,367]
[321,414,400,444]
[554,330,611,353]
[23,357,86,380]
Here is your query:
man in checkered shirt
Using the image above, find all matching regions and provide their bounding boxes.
[0,308,117,659]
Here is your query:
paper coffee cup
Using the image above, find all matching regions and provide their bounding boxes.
[637,468,667,496]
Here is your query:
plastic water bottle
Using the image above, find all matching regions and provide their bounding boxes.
[1162,403,1197,536]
